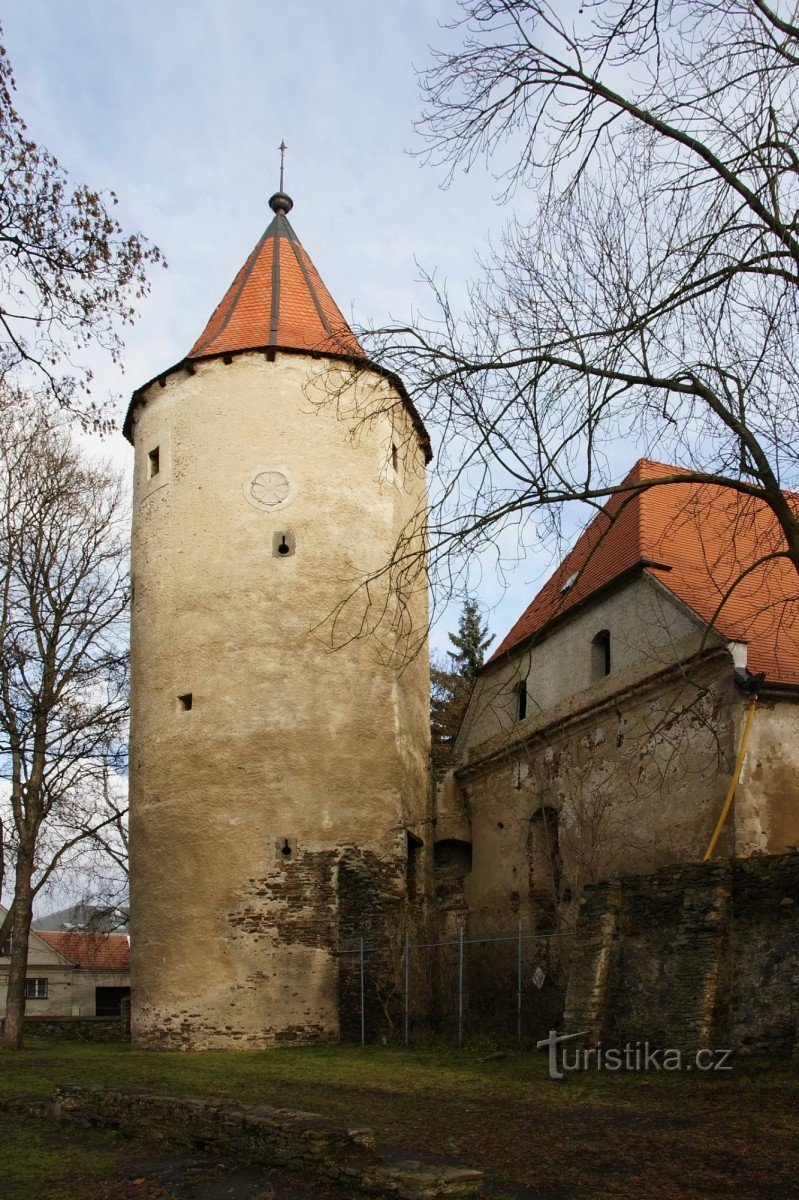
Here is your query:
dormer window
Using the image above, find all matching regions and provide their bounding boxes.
[591,629,611,680]
[561,571,578,594]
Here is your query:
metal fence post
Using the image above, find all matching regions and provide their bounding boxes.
[517,919,523,1048]
[404,930,410,1048]
[359,937,365,1047]
[458,926,464,1049]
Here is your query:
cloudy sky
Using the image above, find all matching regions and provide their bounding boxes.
[5,0,587,652]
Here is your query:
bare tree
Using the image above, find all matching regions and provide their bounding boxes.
[0,388,129,1049]
[0,24,162,425]
[365,0,799,611]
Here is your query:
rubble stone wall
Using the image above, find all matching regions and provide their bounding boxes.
[50,1084,483,1199]
[0,1015,127,1042]
[564,851,799,1052]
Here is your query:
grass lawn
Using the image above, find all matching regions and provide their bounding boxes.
[0,1038,797,1199]
[1,1117,171,1200]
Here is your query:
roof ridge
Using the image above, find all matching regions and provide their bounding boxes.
[635,462,651,559]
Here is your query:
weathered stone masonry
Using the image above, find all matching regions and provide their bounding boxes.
[564,851,799,1052]
[46,1085,484,1199]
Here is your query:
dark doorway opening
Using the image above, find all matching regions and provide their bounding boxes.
[95,986,130,1017]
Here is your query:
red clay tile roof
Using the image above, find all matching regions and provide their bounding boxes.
[37,931,130,971]
[123,194,433,461]
[489,459,799,686]
[188,198,364,361]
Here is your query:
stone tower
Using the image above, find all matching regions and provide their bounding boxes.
[125,189,431,1049]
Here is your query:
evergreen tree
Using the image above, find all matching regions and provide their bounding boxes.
[447,599,493,682]
[431,599,493,770]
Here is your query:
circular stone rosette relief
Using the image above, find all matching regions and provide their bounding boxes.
[243,466,297,513]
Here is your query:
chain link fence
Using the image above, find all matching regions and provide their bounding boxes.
[338,924,572,1048]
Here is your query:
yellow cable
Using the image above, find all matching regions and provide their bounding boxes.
[703,694,758,862]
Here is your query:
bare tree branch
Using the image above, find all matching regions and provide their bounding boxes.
[0,24,163,426]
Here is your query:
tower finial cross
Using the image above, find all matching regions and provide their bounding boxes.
[278,140,287,193]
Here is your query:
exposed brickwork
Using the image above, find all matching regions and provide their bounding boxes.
[563,881,621,1044]
[131,844,411,1051]
[133,1008,273,1051]
[729,855,799,1052]
[133,1007,334,1052]
[229,850,340,950]
[337,848,405,1043]
[565,851,799,1052]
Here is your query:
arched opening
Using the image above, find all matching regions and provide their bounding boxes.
[516,679,528,721]
[591,629,611,680]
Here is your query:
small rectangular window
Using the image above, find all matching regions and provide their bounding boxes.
[407,832,423,900]
[517,680,528,721]
[25,977,48,999]
[178,693,193,711]
[148,446,160,479]
[1,937,11,957]
[391,443,399,473]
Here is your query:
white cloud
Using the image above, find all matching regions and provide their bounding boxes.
[3,1,638,655]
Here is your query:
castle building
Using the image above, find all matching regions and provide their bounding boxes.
[125,189,431,1049]
[436,460,799,936]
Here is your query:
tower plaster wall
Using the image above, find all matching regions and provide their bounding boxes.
[128,351,430,1049]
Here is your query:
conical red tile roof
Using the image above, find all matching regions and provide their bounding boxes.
[489,460,799,685]
[188,192,364,361]
[124,193,432,461]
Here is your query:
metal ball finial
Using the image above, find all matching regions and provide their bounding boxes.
[269,191,294,215]
[269,140,292,214]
